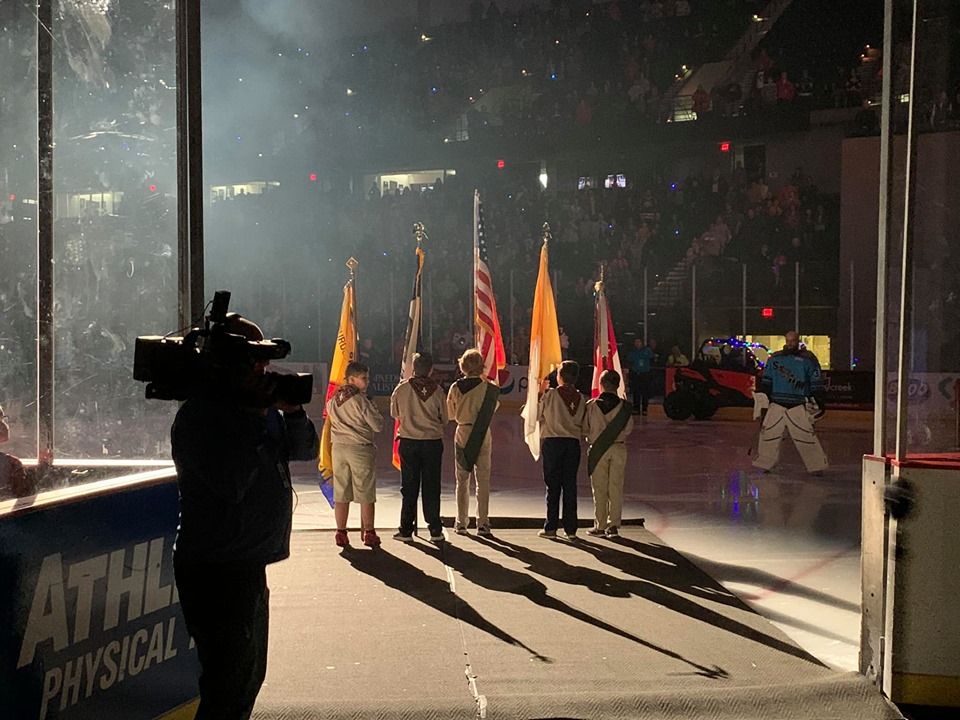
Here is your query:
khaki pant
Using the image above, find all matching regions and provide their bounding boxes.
[752,403,828,474]
[454,425,491,528]
[590,443,626,530]
[332,444,377,503]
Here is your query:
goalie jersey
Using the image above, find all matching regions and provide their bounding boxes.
[758,349,824,409]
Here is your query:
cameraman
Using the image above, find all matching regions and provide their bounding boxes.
[171,315,318,719]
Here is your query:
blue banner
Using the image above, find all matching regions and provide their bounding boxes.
[0,480,199,719]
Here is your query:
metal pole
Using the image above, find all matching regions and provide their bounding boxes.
[873,0,895,456]
[470,251,475,348]
[850,261,856,369]
[741,263,747,338]
[690,265,697,358]
[794,261,800,335]
[471,192,478,347]
[37,0,54,462]
[870,0,900,698]
[895,0,921,462]
[176,0,205,329]
[347,257,360,345]
[643,266,649,344]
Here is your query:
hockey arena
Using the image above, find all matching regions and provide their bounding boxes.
[2,1,959,719]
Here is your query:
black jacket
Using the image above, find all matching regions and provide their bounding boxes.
[172,397,318,567]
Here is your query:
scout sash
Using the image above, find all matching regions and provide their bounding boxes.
[456,382,499,472]
[587,400,631,476]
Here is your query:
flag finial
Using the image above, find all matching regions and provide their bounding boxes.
[541,222,552,245]
[346,256,359,276]
[595,264,605,294]
[413,222,427,248]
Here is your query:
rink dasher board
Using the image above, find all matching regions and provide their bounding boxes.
[0,472,200,720]
[862,454,960,708]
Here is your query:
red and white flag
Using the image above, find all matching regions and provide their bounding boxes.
[592,277,626,398]
[474,190,506,382]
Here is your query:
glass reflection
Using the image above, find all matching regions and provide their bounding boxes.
[50,0,178,460]
[0,3,39,461]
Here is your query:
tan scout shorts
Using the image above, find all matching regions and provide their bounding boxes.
[332,444,377,504]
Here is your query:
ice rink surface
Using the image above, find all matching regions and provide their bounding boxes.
[290,410,869,671]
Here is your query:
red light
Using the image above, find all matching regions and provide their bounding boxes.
[309,173,318,182]
[148,184,157,193]
[761,307,774,318]
[719,142,731,153]
[496,159,505,169]
[7,194,15,202]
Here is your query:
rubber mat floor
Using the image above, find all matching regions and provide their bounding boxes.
[253,528,900,720]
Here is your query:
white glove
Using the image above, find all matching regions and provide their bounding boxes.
[805,397,824,422]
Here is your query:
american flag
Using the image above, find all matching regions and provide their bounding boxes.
[474,190,506,381]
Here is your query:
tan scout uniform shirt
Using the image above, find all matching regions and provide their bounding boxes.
[446,378,499,431]
[538,385,586,439]
[326,385,383,446]
[391,377,448,440]
[585,395,634,445]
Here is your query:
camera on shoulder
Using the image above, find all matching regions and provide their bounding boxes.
[133,290,312,406]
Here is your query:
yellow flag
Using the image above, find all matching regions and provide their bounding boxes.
[318,280,357,481]
[521,241,562,459]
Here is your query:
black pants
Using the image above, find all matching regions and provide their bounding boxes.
[174,558,269,720]
[542,437,580,534]
[399,438,444,535]
[630,371,652,413]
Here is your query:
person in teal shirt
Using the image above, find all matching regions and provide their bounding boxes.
[624,339,654,415]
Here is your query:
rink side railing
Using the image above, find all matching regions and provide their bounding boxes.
[1,2,205,719]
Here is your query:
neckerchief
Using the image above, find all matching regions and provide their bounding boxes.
[557,385,582,416]
[454,376,483,394]
[334,384,360,407]
[596,391,620,414]
[409,376,439,401]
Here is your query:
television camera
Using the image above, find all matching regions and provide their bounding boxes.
[133,290,312,406]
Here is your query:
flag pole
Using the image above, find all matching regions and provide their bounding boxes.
[522,222,562,459]
[412,222,433,353]
[597,261,605,355]
[542,222,554,326]
[472,191,478,347]
[597,262,606,369]
[347,256,359,346]
[414,222,426,347]
[403,222,433,352]
[394,224,426,471]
